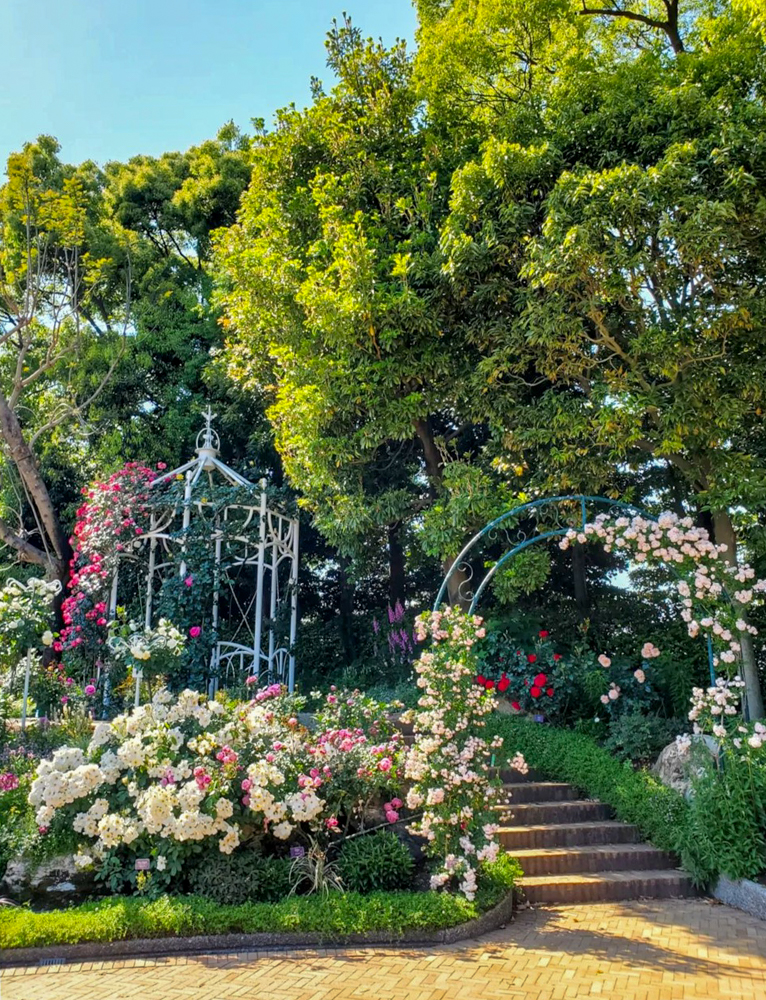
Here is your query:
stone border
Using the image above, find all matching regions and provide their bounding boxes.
[713,875,766,921]
[0,890,516,968]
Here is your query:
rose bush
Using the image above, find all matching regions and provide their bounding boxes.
[674,675,766,880]
[404,607,525,900]
[27,684,406,889]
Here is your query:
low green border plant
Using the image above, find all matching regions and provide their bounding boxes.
[487,715,716,885]
[0,887,496,950]
[0,855,520,950]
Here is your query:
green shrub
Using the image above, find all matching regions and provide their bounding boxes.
[186,852,292,905]
[0,890,483,950]
[675,745,766,882]
[337,831,415,894]
[603,713,685,763]
[475,853,523,909]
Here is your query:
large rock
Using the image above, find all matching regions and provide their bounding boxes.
[652,736,718,799]
[1,854,98,903]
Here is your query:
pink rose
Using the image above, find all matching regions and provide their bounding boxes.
[84,684,96,696]
[378,758,392,772]
[385,809,399,823]
[189,626,201,638]
[184,575,194,587]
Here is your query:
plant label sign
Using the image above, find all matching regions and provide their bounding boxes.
[134,858,151,871]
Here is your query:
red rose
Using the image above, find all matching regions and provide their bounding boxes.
[538,630,549,638]
[530,686,542,698]
[498,676,510,693]
[476,675,486,686]
[533,673,548,688]
[485,679,495,690]
[553,653,562,662]
[511,701,521,711]
[527,654,537,664]
[546,687,554,697]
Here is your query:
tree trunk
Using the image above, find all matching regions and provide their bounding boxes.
[387,523,405,607]
[414,416,472,610]
[0,388,70,581]
[712,510,764,720]
[338,554,356,665]
[572,542,590,618]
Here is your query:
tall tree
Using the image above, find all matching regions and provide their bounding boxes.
[0,137,127,581]
[420,0,766,712]
[214,21,509,603]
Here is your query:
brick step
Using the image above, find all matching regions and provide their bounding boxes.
[499,821,641,850]
[503,799,612,825]
[503,782,578,804]
[521,869,697,904]
[512,843,677,876]
[493,767,547,784]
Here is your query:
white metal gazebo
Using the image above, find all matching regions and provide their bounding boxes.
[108,409,299,695]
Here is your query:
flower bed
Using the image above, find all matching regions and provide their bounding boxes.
[25,685,406,894]
[0,853,520,953]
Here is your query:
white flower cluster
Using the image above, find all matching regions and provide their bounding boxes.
[108,618,185,665]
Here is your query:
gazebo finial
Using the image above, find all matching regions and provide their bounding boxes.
[196,404,220,457]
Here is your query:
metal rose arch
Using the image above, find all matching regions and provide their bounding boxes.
[434,494,719,686]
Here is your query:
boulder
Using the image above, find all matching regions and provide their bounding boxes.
[1,854,98,903]
[652,736,718,799]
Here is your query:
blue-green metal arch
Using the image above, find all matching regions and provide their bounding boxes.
[434,494,717,685]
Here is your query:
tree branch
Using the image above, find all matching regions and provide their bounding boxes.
[579,3,685,53]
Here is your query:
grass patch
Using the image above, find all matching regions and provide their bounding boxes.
[0,873,521,951]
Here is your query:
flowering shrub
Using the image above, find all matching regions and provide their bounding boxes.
[59,463,156,656]
[476,630,564,715]
[405,607,524,900]
[559,512,766,670]
[674,676,766,880]
[0,577,61,665]
[27,684,405,886]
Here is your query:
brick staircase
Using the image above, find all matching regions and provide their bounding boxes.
[498,767,696,904]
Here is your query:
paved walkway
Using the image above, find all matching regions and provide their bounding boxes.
[2,899,765,1000]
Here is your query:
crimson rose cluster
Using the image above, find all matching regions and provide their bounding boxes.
[58,463,157,656]
[476,629,561,712]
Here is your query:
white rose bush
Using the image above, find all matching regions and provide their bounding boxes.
[27,683,406,887]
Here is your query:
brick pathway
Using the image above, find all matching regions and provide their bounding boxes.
[2,899,765,1000]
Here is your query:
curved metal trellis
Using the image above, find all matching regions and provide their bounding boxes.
[434,494,717,684]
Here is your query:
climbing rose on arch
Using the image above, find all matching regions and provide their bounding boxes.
[560,512,766,672]
[406,607,525,900]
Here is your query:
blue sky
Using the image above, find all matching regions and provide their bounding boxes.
[0,0,417,170]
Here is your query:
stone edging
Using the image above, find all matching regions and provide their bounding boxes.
[712,875,766,921]
[0,890,516,968]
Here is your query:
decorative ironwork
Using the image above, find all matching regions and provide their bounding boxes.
[110,412,299,698]
[435,494,717,684]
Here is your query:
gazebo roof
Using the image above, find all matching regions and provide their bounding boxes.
[151,407,253,489]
